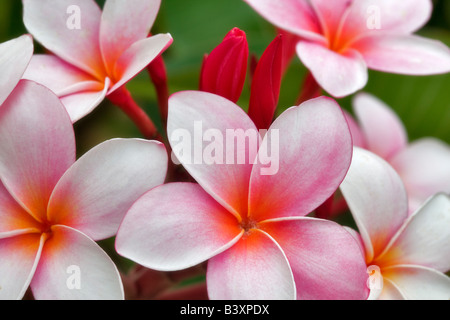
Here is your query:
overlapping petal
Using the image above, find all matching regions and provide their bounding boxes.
[30,225,124,300]
[100,0,161,72]
[296,42,368,98]
[242,0,325,43]
[249,97,352,221]
[352,93,407,160]
[376,193,450,273]
[343,110,366,149]
[23,54,103,97]
[341,0,433,39]
[309,0,353,44]
[0,80,75,222]
[376,278,405,300]
[109,33,173,94]
[354,35,450,75]
[48,139,168,241]
[390,139,450,212]
[260,217,369,300]
[22,0,105,78]
[207,229,296,300]
[340,148,408,262]
[116,183,243,271]
[0,233,45,299]
[22,54,110,122]
[382,265,450,300]
[168,91,258,219]
[0,182,41,238]
[59,77,111,122]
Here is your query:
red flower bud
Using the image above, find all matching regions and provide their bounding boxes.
[199,27,249,103]
[277,28,301,75]
[248,34,283,130]
[148,54,169,128]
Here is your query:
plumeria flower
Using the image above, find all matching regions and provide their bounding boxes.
[21,0,173,123]
[0,80,168,300]
[346,92,450,213]
[243,0,450,97]
[116,91,369,300]
[340,147,450,300]
[0,34,33,107]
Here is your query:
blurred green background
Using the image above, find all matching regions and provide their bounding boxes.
[1,0,449,154]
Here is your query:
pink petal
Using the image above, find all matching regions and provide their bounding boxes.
[31,225,124,300]
[340,148,408,262]
[383,265,450,300]
[0,80,76,222]
[343,110,367,149]
[22,0,105,78]
[248,97,353,221]
[22,54,108,122]
[344,226,366,258]
[59,77,110,122]
[355,34,450,75]
[341,0,432,40]
[390,138,450,213]
[48,139,168,241]
[0,35,33,106]
[377,193,450,273]
[0,233,45,299]
[309,0,353,44]
[22,54,102,97]
[243,0,325,43]
[260,217,369,300]
[352,92,407,160]
[376,278,405,300]
[109,33,173,94]
[0,181,41,238]
[206,229,296,300]
[167,91,258,219]
[100,0,161,72]
[116,183,243,271]
[296,41,368,98]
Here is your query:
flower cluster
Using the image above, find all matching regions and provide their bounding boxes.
[0,0,449,300]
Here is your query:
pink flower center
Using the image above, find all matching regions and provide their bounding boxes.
[39,221,53,234]
[239,218,259,234]
[328,26,356,54]
[31,215,54,239]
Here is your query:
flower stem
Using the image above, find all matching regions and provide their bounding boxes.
[148,55,170,131]
[108,86,162,141]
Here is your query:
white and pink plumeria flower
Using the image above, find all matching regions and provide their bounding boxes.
[21,0,173,122]
[116,91,370,300]
[346,92,450,213]
[243,0,450,97]
[0,79,168,300]
[341,147,450,300]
